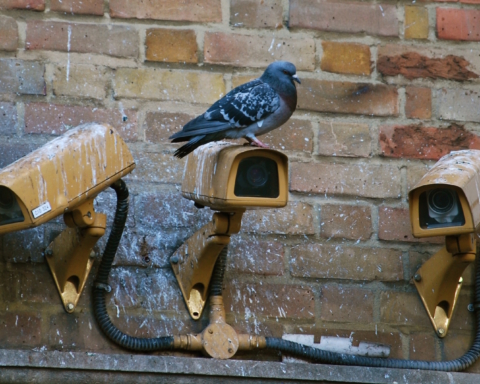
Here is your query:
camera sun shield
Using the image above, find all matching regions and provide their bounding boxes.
[181,142,288,211]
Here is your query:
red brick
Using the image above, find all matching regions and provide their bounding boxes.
[320,204,372,240]
[24,103,138,142]
[379,124,480,160]
[110,0,222,22]
[2,227,44,263]
[378,206,443,244]
[290,162,401,199]
[409,333,437,360]
[259,118,313,152]
[0,59,45,95]
[291,243,403,281]
[405,87,432,120]
[224,281,315,319]
[437,8,480,41]
[377,52,478,81]
[298,79,398,116]
[317,122,371,158]
[0,312,42,349]
[145,111,195,143]
[449,291,475,331]
[321,41,372,75]
[0,16,18,51]
[0,0,44,10]
[380,291,431,327]
[146,29,198,63]
[230,0,283,29]
[320,285,373,323]
[444,331,480,373]
[0,102,17,135]
[50,0,103,15]
[241,202,315,235]
[204,32,315,71]
[26,21,139,58]
[228,237,284,276]
[0,142,40,169]
[289,0,398,37]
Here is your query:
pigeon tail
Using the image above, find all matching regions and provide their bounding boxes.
[173,135,206,158]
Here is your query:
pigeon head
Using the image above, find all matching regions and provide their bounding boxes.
[261,61,301,91]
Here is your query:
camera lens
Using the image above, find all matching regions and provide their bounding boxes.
[0,186,14,210]
[428,189,455,214]
[246,165,268,187]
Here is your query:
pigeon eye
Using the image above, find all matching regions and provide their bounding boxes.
[282,70,289,75]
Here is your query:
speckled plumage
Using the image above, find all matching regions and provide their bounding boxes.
[169,61,300,158]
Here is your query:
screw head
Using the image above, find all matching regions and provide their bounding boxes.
[89,251,96,259]
[66,303,74,311]
[437,328,445,336]
[208,329,213,334]
[414,274,422,282]
[468,304,475,312]
[45,249,53,257]
[170,256,179,264]
[228,348,233,354]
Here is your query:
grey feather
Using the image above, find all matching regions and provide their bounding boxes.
[169,61,300,158]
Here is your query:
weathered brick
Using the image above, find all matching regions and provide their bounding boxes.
[321,42,371,76]
[224,281,315,319]
[290,162,401,199]
[0,0,44,10]
[320,285,373,323]
[405,87,432,120]
[110,0,222,22]
[0,312,42,349]
[437,88,480,123]
[320,204,372,240]
[378,44,480,80]
[290,243,403,281]
[25,103,138,141]
[8,264,59,303]
[0,102,17,135]
[114,68,225,105]
[230,0,283,29]
[449,291,475,331]
[317,121,371,157]
[298,79,398,116]
[259,118,313,152]
[377,52,478,81]
[204,32,315,71]
[2,227,44,263]
[380,291,431,327]
[379,124,480,160]
[241,202,315,235]
[437,8,480,41]
[53,64,108,100]
[129,150,185,184]
[145,111,195,144]
[0,142,40,169]
[289,0,398,37]
[378,206,443,244]
[409,333,437,360]
[50,0,103,15]
[444,331,480,373]
[404,6,429,40]
[407,163,432,191]
[231,74,257,89]
[0,16,18,51]
[146,29,198,64]
[228,237,284,276]
[26,21,139,58]
[0,59,45,95]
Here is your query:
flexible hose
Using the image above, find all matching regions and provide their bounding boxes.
[92,179,174,351]
[265,255,480,371]
[210,245,228,297]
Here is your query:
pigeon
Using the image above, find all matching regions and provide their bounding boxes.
[169,61,300,158]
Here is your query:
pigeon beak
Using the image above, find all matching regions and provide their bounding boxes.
[292,74,301,84]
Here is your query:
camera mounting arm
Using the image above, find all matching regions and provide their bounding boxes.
[414,233,476,338]
[170,210,244,320]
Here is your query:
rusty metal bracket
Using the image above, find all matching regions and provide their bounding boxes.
[170,211,244,320]
[414,236,476,337]
[46,201,106,313]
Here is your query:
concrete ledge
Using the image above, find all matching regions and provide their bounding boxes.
[0,349,479,383]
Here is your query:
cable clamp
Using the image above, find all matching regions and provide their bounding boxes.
[95,282,112,292]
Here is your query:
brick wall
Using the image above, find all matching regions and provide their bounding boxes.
[0,0,479,373]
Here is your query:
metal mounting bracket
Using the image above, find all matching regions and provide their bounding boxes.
[46,211,106,313]
[414,244,475,338]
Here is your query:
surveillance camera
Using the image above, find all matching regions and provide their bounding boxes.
[181,142,288,211]
[409,150,480,238]
[0,123,135,235]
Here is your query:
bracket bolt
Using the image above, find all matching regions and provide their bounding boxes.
[170,256,179,264]
[228,348,233,354]
[89,251,96,259]
[414,274,421,282]
[66,303,74,311]
[45,249,53,257]
[208,329,213,334]
[437,328,445,336]
[468,304,475,312]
